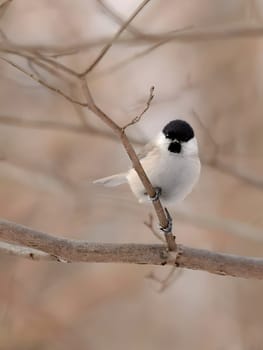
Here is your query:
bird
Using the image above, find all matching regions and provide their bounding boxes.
[93,119,201,206]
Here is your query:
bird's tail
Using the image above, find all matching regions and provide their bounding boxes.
[93,173,127,187]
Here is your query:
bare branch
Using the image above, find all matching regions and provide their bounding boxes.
[2,47,79,78]
[69,83,89,126]
[79,0,151,76]
[0,114,143,145]
[0,242,66,262]
[0,56,89,106]
[122,86,154,130]
[0,0,12,18]
[157,267,182,293]
[81,77,121,133]
[0,220,263,279]
[192,109,219,151]
[2,23,263,58]
[0,0,12,10]
[0,27,8,40]
[91,26,192,79]
[146,266,183,292]
[97,0,142,37]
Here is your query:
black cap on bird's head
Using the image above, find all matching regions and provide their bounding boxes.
[162,120,194,143]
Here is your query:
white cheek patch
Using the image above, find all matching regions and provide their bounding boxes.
[182,137,198,156]
[156,132,170,151]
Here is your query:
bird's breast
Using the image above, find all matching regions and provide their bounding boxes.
[127,151,200,204]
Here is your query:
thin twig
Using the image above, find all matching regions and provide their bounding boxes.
[79,0,151,76]
[1,47,79,79]
[2,46,79,78]
[0,56,89,106]
[158,267,183,293]
[192,109,218,150]
[192,109,220,164]
[91,26,192,79]
[122,86,154,130]
[2,23,263,58]
[0,0,12,10]
[97,0,142,37]
[0,0,12,18]
[146,266,183,292]
[81,77,121,133]
[0,27,8,40]
[0,114,143,145]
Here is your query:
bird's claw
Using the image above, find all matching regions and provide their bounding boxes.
[160,208,173,233]
[149,187,162,202]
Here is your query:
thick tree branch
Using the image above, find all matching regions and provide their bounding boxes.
[0,242,65,261]
[0,220,263,279]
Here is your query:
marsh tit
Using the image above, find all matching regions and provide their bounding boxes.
[94,120,201,206]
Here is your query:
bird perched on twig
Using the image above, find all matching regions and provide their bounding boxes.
[94,119,201,208]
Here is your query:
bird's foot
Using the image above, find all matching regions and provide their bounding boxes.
[160,207,173,233]
[149,187,162,202]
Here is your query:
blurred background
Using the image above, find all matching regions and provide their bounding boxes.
[0,0,263,349]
